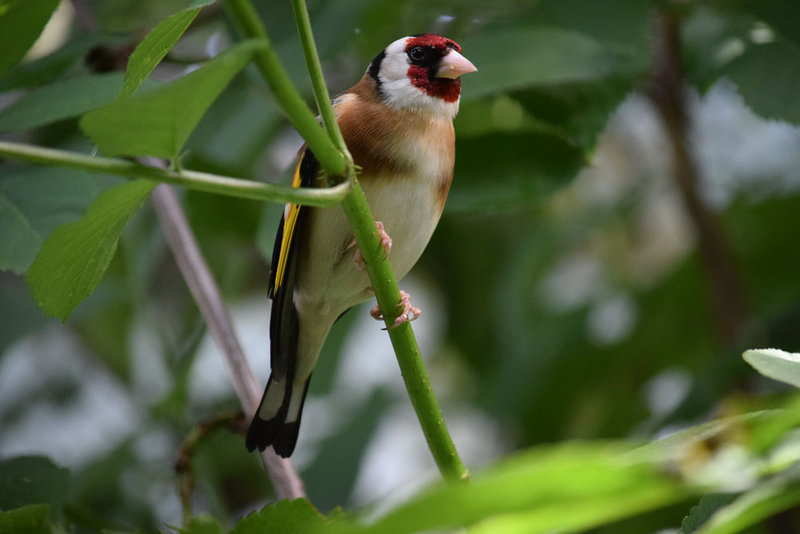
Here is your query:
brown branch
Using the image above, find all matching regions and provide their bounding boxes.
[646,10,750,345]
[150,181,306,500]
[69,0,304,504]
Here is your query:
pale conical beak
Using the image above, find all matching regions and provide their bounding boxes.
[435,50,477,79]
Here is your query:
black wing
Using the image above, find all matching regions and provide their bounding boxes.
[267,146,319,379]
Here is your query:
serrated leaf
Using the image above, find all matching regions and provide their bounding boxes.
[0,0,60,76]
[743,348,800,388]
[723,42,800,125]
[120,2,212,97]
[232,499,330,534]
[0,456,70,511]
[26,180,155,320]
[0,166,119,273]
[680,494,737,533]
[0,504,52,534]
[80,39,264,160]
[177,515,225,534]
[0,73,123,133]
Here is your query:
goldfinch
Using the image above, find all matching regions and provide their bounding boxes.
[246,34,476,457]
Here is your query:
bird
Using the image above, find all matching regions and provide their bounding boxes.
[245,33,476,457]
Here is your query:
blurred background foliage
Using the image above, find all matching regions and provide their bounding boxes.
[1,0,800,532]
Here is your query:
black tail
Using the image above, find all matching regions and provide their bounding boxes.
[245,374,312,457]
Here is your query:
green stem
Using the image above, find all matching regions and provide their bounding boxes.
[279,0,467,482]
[222,0,348,178]
[340,184,470,482]
[0,140,350,206]
[291,0,348,155]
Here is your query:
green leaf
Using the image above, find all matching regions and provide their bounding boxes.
[460,27,643,102]
[302,390,391,512]
[513,75,632,154]
[735,0,800,50]
[0,504,52,534]
[449,24,641,212]
[0,276,48,354]
[464,483,678,534]
[26,180,155,320]
[681,6,755,91]
[232,499,330,534]
[120,3,211,97]
[0,0,60,76]
[0,33,119,92]
[0,166,118,273]
[0,456,70,511]
[178,515,225,534]
[743,348,800,388]
[533,0,651,51]
[363,443,685,534]
[697,467,800,534]
[80,39,265,160]
[186,82,280,172]
[722,42,800,125]
[680,494,738,533]
[0,73,124,133]
[448,131,585,212]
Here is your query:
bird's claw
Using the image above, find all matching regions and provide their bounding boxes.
[370,290,421,330]
[353,221,392,270]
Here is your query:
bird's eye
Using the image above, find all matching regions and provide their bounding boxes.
[407,46,427,62]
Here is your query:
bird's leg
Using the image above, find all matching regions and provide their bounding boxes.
[370,290,421,330]
[352,221,392,270]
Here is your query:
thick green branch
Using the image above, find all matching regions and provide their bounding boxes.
[223,0,348,178]
[225,0,469,481]
[0,140,350,206]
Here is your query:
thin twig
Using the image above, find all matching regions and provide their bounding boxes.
[175,412,248,524]
[150,179,305,499]
[0,140,351,206]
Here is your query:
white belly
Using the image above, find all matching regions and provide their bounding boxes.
[294,171,441,317]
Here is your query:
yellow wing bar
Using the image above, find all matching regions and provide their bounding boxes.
[272,157,304,290]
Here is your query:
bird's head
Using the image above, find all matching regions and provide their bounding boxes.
[367,34,477,118]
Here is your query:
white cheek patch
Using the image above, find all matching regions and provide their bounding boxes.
[378,39,411,82]
[375,37,460,119]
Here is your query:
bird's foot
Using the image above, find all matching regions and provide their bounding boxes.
[370,290,421,330]
[353,221,392,270]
